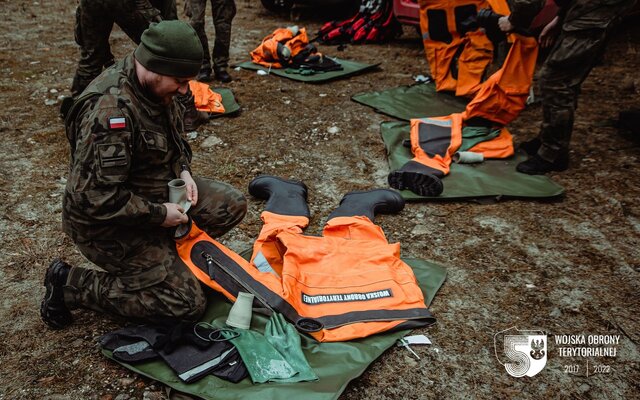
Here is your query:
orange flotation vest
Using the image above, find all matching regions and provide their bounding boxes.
[176,212,434,342]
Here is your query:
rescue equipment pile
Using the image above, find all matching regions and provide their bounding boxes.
[251,26,342,73]
[317,0,402,44]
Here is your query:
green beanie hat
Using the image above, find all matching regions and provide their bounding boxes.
[134,20,203,77]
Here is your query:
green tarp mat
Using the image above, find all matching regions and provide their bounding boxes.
[352,82,468,121]
[382,121,565,200]
[235,59,379,83]
[210,87,240,118]
[102,257,447,400]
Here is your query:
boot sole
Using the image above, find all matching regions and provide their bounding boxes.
[388,171,443,197]
[248,175,308,200]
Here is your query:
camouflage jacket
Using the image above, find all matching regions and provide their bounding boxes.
[62,53,191,240]
[508,0,637,31]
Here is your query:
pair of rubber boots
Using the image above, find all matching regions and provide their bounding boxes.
[248,175,405,222]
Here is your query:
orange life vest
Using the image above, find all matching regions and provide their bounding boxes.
[176,212,434,342]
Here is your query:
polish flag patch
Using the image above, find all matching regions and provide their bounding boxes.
[109,117,126,129]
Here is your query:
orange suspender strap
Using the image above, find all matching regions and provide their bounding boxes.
[462,34,538,125]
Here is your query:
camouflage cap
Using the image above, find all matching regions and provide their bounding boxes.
[134,20,203,78]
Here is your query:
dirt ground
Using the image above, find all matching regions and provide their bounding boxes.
[1,0,639,399]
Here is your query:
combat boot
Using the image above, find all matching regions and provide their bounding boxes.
[516,154,569,175]
[248,175,310,217]
[518,137,542,156]
[196,66,213,82]
[388,160,444,197]
[328,189,405,221]
[40,259,73,329]
[214,67,233,83]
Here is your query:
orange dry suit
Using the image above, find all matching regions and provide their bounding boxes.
[419,0,510,97]
[402,33,538,178]
[175,212,434,342]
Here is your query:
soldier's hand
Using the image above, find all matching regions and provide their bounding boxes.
[162,203,189,227]
[498,16,514,32]
[180,170,198,208]
[539,16,560,49]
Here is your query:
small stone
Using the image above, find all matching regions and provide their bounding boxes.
[44,99,57,106]
[49,88,58,94]
[327,126,339,134]
[187,131,198,140]
[201,135,223,148]
[115,395,130,400]
[118,378,135,387]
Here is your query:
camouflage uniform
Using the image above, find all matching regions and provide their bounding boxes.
[71,0,178,97]
[509,0,637,163]
[185,0,237,71]
[62,54,247,323]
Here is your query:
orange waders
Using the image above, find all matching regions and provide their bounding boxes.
[176,212,434,342]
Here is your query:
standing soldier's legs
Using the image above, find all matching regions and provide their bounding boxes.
[71,0,116,97]
[186,0,213,81]
[210,0,236,71]
[517,28,608,174]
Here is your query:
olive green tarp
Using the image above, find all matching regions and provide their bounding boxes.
[210,87,240,118]
[102,257,446,400]
[352,83,468,120]
[382,121,565,200]
[234,59,379,83]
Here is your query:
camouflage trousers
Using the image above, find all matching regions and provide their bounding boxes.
[185,0,237,70]
[71,0,177,97]
[535,28,610,163]
[63,177,246,324]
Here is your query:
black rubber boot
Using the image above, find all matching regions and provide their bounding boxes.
[328,189,405,221]
[248,175,310,217]
[41,259,73,330]
[388,160,444,197]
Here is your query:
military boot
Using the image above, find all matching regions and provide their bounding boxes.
[518,137,542,156]
[214,67,232,83]
[196,66,213,82]
[248,175,310,217]
[516,154,569,175]
[40,259,73,330]
[328,189,405,221]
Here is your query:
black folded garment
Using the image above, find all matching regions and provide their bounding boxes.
[100,323,248,383]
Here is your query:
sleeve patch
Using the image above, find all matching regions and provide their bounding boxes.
[97,143,129,167]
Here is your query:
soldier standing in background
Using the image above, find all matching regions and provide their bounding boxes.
[185,0,237,82]
[499,0,638,174]
[70,0,177,99]
[41,21,247,330]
